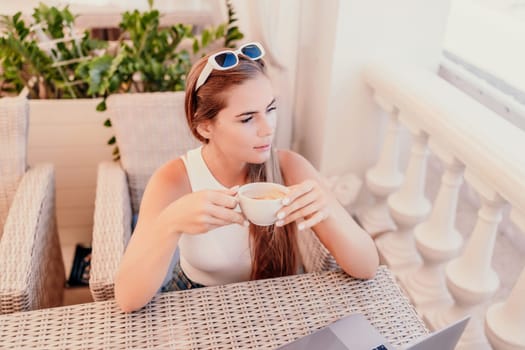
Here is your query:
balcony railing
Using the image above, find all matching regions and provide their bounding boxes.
[358,62,525,349]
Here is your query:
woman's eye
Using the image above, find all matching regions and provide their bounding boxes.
[267,106,277,113]
[241,115,254,123]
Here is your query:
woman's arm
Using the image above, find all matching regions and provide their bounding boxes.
[114,159,190,312]
[278,150,379,279]
[114,159,244,312]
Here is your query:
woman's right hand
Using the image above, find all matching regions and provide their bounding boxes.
[160,186,247,235]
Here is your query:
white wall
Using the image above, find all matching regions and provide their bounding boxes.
[294,0,452,178]
[293,0,340,167]
[28,100,114,247]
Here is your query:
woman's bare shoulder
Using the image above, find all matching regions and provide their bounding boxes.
[133,157,192,233]
[276,149,320,185]
[142,157,191,205]
[277,149,309,163]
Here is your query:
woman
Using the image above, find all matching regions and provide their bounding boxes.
[115,42,379,312]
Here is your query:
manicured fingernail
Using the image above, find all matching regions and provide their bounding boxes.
[282,197,290,205]
[243,220,249,227]
[276,220,284,227]
[298,223,305,231]
[277,211,285,220]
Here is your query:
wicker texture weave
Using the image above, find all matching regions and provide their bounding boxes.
[90,161,132,301]
[107,92,199,213]
[0,95,65,314]
[297,228,339,273]
[0,267,427,349]
[0,163,65,314]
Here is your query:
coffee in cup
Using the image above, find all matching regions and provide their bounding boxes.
[238,182,289,226]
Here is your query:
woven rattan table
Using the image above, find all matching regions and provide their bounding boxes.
[0,266,427,349]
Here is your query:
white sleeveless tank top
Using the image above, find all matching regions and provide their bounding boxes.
[178,146,251,286]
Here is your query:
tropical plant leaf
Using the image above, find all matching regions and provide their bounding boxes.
[0,1,245,160]
[96,100,106,111]
[0,5,106,98]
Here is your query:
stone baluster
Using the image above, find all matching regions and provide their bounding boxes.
[375,118,431,274]
[358,93,403,237]
[427,170,504,349]
[485,208,525,350]
[400,141,464,315]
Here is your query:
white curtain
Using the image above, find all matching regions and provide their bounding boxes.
[233,0,301,150]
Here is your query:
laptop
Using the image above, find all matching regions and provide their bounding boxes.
[276,313,470,350]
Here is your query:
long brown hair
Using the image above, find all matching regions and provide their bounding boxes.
[184,50,299,280]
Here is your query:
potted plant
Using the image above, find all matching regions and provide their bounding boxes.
[0,4,106,99]
[77,0,243,159]
[0,1,244,248]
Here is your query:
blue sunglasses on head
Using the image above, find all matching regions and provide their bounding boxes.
[195,42,265,91]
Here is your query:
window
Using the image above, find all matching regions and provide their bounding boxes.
[441,0,525,129]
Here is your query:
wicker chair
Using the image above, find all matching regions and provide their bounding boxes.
[90,92,336,301]
[0,95,65,314]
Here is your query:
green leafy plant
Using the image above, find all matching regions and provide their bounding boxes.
[224,0,244,48]
[0,0,244,160]
[0,4,106,98]
[76,0,243,159]
[80,0,243,112]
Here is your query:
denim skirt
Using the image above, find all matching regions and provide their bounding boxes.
[161,260,205,292]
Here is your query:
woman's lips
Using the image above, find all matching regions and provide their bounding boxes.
[254,144,271,151]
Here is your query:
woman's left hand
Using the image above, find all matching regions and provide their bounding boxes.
[275,179,330,230]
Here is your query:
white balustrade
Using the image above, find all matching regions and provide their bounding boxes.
[400,140,464,313]
[485,209,525,350]
[375,121,430,274]
[362,62,525,349]
[485,266,525,350]
[427,171,504,349]
[358,93,403,237]
[509,209,525,235]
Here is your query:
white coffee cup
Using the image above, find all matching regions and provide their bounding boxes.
[238,182,289,226]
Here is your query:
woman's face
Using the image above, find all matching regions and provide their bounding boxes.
[205,73,277,165]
